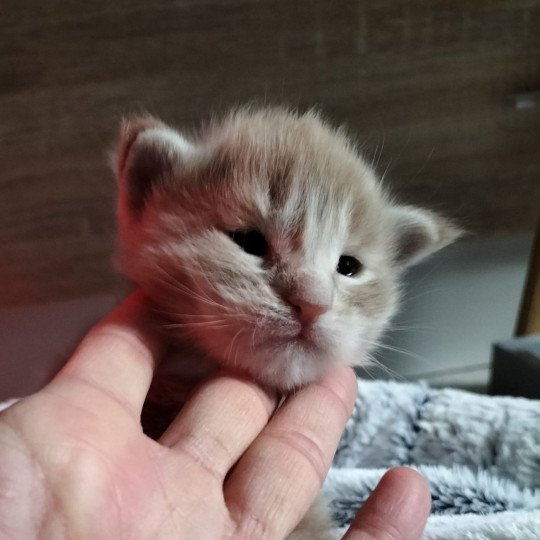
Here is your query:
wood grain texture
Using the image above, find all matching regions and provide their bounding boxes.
[1,0,539,307]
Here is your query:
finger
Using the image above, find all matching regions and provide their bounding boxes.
[159,375,276,480]
[49,291,165,418]
[225,366,358,539]
[343,467,431,540]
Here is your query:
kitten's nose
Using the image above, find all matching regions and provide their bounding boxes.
[285,294,329,327]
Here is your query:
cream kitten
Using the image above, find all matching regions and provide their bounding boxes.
[115,107,459,538]
[117,108,457,392]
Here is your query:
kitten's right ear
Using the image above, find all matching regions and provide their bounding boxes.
[387,205,463,267]
[116,116,196,216]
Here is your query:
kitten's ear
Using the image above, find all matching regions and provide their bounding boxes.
[116,115,197,216]
[388,205,463,267]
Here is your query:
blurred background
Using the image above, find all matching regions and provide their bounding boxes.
[1,0,539,399]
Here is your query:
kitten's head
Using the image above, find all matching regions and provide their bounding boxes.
[115,108,460,390]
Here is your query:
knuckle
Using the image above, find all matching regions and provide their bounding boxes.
[264,427,327,484]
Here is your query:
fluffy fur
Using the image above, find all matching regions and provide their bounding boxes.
[116,108,459,393]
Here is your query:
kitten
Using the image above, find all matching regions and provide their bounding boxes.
[115,107,459,538]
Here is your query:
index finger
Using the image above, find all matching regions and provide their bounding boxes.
[48,291,165,418]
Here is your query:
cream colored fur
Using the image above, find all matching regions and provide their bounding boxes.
[117,108,458,391]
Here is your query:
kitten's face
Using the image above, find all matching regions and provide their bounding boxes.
[116,109,458,390]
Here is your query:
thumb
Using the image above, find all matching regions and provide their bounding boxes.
[342,467,431,540]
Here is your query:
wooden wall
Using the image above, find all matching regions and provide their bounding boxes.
[1,0,539,307]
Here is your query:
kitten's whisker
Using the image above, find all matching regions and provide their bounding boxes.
[163,320,229,329]
[158,275,229,313]
[174,314,226,319]
[151,267,203,300]
[369,135,386,172]
[233,331,243,369]
[369,139,380,169]
[375,342,419,357]
[188,268,231,309]
[250,325,257,352]
[159,274,222,310]
[399,287,445,305]
[384,323,430,332]
[379,157,393,185]
[358,360,377,381]
[151,262,263,327]
[226,329,244,367]
[171,324,232,337]
[362,352,407,382]
[362,338,428,363]
[375,135,385,171]
[150,307,222,319]
[171,274,253,324]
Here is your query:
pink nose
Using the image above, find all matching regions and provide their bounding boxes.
[286,296,329,327]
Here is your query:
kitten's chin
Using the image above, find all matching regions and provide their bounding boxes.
[230,339,345,391]
[188,320,371,391]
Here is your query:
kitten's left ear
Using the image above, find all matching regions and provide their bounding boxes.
[387,205,463,267]
[116,115,198,216]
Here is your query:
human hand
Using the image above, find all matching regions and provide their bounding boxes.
[0,292,430,539]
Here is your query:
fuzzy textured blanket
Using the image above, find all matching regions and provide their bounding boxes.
[327,380,540,539]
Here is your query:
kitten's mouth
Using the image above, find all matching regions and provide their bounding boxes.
[266,326,323,352]
[295,327,315,343]
[246,316,328,353]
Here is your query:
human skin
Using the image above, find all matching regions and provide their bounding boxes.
[0,292,431,539]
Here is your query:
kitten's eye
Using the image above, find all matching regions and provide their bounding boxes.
[337,255,362,277]
[227,230,268,257]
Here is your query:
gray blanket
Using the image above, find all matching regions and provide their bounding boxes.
[326,380,540,539]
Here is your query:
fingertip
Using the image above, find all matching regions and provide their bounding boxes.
[316,366,358,418]
[384,466,430,488]
[93,290,165,363]
[381,467,432,515]
[345,466,431,540]
[52,290,166,417]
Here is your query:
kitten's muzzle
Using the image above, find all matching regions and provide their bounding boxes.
[282,291,330,332]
